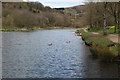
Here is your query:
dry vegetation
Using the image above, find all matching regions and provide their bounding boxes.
[84,2,120,34]
[2,2,119,31]
[2,2,83,30]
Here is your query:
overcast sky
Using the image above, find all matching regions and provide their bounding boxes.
[23,0,85,8]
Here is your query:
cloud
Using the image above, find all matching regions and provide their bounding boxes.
[28,0,85,2]
[43,2,84,8]
[25,0,85,8]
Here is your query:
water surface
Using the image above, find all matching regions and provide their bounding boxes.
[2,29,119,78]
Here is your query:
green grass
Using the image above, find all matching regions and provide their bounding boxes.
[111,43,120,56]
[76,29,118,62]
[1,27,78,31]
[0,28,26,31]
[43,27,64,29]
[89,29,103,34]
[89,36,111,46]
[89,28,119,34]
[77,29,111,46]
[43,27,75,29]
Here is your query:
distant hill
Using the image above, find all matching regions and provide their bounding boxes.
[2,2,52,12]
[54,5,85,13]
[54,5,85,15]
[53,5,85,23]
[3,2,83,29]
[67,5,84,9]
[65,5,85,14]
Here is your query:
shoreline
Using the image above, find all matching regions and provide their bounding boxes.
[75,29,120,63]
[0,27,81,31]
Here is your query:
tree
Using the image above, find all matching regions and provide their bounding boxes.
[103,2,108,35]
[107,2,120,33]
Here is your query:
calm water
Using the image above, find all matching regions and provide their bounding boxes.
[2,29,119,78]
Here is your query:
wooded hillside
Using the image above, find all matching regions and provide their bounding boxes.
[2,2,120,31]
[2,2,84,29]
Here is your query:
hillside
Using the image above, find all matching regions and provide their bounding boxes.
[53,5,85,28]
[2,2,84,30]
[54,5,85,15]
[66,5,85,13]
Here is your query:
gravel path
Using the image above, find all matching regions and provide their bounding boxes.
[107,34,119,43]
[90,31,119,43]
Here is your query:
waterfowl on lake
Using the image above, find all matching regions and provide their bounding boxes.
[66,41,70,43]
[48,43,52,46]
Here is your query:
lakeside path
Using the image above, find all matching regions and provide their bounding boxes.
[83,28,119,43]
[107,34,119,43]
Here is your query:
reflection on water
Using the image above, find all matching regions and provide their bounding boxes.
[2,29,119,78]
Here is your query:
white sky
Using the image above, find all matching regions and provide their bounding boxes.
[23,0,85,8]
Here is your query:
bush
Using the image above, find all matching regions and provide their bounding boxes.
[90,46,116,62]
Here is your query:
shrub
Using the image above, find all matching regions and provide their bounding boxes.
[89,46,116,62]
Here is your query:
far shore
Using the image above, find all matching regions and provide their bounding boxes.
[0,27,81,31]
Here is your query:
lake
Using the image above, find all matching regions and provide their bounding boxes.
[2,29,119,78]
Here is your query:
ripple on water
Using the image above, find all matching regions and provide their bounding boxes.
[2,29,119,78]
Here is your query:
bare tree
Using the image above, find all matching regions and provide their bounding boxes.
[103,2,108,35]
[107,2,120,33]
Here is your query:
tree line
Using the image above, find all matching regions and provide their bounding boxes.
[83,2,120,33]
[2,2,78,29]
[2,2,120,31]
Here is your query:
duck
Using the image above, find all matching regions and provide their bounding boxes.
[66,41,70,43]
[48,43,52,46]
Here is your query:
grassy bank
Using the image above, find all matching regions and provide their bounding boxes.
[0,28,31,31]
[89,28,119,34]
[0,27,78,31]
[43,27,79,30]
[76,29,119,62]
